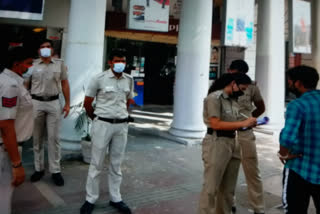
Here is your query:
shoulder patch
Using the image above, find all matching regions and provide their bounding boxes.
[2,96,17,108]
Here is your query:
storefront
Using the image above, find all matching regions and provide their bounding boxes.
[0,0,242,107]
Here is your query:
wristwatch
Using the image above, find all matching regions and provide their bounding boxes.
[12,162,22,168]
[277,152,288,159]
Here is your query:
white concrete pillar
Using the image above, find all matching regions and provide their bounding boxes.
[244,44,257,80]
[255,0,285,127]
[169,0,213,138]
[312,0,320,88]
[60,0,107,150]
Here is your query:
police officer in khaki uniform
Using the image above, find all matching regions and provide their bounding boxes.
[0,47,33,214]
[25,40,70,186]
[80,49,133,214]
[228,60,265,214]
[198,73,256,214]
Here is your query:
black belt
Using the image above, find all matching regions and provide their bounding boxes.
[207,128,236,138]
[0,142,23,146]
[98,117,128,124]
[32,94,59,101]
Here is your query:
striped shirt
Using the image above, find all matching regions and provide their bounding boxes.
[280,90,320,184]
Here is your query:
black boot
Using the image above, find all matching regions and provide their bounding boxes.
[109,201,132,214]
[51,173,64,186]
[30,171,45,182]
[80,201,94,214]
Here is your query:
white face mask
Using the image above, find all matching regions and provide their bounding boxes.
[40,48,52,58]
[113,63,126,73]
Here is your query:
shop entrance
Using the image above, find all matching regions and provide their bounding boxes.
[144,42,176,105]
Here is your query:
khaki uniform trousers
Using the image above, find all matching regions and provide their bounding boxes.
[0,146,22,214]
[32,99,61,173]
[238,129,265,213]
[0,146,13,214]
[198,133,241,214]
[86,118,128,204]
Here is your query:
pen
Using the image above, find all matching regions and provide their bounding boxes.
[240,113,249,118]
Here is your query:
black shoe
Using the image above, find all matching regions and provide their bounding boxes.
[109,201,132,214]
[254,213,265,214]
[30,171,45,182]
[51,173,64,186]
[232,206,236,213]
[80,201,94,214]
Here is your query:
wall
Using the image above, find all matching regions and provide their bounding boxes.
[285,0,313,68]
[221,47,245,75]
[301,54,313,66]
[244,44,257,80]
[244,2,258,80]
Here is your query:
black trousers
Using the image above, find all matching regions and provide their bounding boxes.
[282,168,320,214]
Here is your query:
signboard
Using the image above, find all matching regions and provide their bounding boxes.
[0,0,44,20]
[222,0,255,47]
[46,28,61,40]
[290,0,312,54]
[128,0,170,32]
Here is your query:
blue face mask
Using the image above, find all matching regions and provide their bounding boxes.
[113,63,126,73]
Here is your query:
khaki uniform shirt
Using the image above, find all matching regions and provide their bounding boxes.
[203,90,240,127]
[237,84,263,119]
[0,69,33,143]
[25,58,68,96]
[86,69,134,119]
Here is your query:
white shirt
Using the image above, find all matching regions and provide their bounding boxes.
[0,69,33,142]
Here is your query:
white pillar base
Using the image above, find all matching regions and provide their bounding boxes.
[60,140,82,151]
[60,112,82,151]
[169,127,205,139]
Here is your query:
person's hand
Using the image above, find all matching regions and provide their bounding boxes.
[12,166,25,187]
[62,104,70,118]
[278,152,302,164]
[242,117,257,128]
